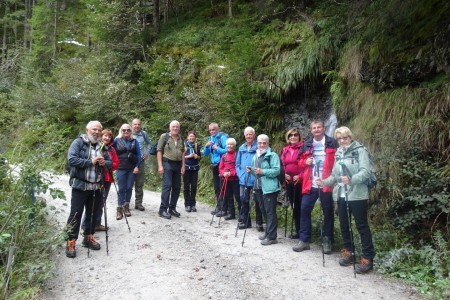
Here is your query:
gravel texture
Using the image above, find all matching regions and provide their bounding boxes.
[41,174,421,300]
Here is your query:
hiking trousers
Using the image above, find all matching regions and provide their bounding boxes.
[159,159,182,212]
[338,197,375,260]
[300,188,334,243]
[134,162,146,206]
[67,188,102,240]
[255,189,278,240]
[183,170,199,208]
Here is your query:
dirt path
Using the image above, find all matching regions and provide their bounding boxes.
[41,174,420,300]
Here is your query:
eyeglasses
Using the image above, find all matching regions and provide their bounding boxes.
[122,129,131,132]
[337,136,350,141]
[288,133,299,138]
[258,142,268,145]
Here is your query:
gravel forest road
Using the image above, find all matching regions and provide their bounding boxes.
[41,173,420,300]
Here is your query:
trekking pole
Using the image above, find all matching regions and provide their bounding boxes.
[316,160,325,267]
[284,183,288,238]
[290,182,296,238]
[217,176,229,227]
[210,177,227,226]
[88,187,96,258]
[111,175,131,232]
[242,189,253,247]
[103,190,109,255]
[236,172,251,237]
[340,162,356,277]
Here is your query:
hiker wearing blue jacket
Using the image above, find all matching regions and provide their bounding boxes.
[235,127,264,231]
[204,123,228,213]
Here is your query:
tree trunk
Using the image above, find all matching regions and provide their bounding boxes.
[228,0,232,18]
[2,4,9,58]
[153,0,159,32]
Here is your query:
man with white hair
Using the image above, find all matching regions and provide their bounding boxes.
[157,120,185,219]
[65,121,112,258]
[236,127,264,230]
[249,134,281,246]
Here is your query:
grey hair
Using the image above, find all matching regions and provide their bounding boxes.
[244,126,255,135]
[226,137,237,146]
[86,120,102,130]
[257,134,269,143]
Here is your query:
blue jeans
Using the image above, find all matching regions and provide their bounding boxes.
[300,188,334,242]
[338,198,375,260]
[116,168,135,207]
[159,159,182,212]
[255,189,278,240]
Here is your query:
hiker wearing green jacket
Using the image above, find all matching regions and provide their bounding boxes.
[317,126,375,274]
[250,134,281,246]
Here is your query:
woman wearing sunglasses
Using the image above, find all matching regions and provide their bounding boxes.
[113,124,141,220]
[280,128,305,239]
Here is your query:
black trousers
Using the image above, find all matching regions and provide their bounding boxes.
[159,160,182,212]
[286,183,302,235]
[212,165,220,201]
[338,197,375,260]
[238,186,263,227]
[67,188,102,240]
[183,170,199,207]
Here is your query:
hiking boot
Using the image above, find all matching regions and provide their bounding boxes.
[135,204,145,211]
[258,234,267,240]
[169,209,181,218]
[289,233,299,239]
[116,207,123,220]
[323,236,332,254]
[159,211,171,219]
[238,222,251,229]
[82,235,101,250]
[123,203,132,217]
[256,224,264,232]
[65,240,76,258]
[292,241,310,252]
[191,206,197,212]
[261,238,278,246]
[215,211,227,217]
[95,224,108,231]
[355,257,373,274]
[224,215,235,220]
[185,206,191,212]
[339,249,355,266]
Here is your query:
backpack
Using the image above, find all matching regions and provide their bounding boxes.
[216,132,228,149]
[150,132,170,155]
[340,146,377,190]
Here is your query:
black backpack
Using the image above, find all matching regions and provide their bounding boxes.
[149,133,170,155]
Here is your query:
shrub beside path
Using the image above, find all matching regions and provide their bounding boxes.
[41,174,421,300]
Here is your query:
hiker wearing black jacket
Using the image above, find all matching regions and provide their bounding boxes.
[183,131,201,212]
[65,121,112,258]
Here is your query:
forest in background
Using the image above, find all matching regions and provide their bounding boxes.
[0,0,448,298]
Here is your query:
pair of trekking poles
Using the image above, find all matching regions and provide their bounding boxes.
[315,160,357,276]
[86,168,131,257]
[210,176,229,226]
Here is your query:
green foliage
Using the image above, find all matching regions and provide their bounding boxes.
[389,152,449,235]
[0,161,66,299]
[376,231,450,299]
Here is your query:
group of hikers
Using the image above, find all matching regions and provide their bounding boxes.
[65,118,375,274]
